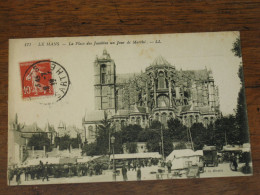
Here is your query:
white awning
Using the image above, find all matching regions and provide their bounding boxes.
[110,152,161,160]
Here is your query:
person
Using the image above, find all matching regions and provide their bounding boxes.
[132,160,137,171]
[137,166,141,181]
[8,167,14,185]
[16,168,22,185]
[122,165,128,181]
[127,160,131,171]
[166,160,172,174]
[42,162,49,181]
[198,157,204,173]
[24,167,29,181]
[233,157,238,171]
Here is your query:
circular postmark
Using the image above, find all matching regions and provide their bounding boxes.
[21,60,70,104]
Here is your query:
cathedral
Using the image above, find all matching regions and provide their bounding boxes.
[82,49,220,143]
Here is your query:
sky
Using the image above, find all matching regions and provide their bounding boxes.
[9,32,242,130]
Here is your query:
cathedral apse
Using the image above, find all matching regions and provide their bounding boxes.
[83,49,220,139]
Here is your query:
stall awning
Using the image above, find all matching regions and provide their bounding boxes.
[110,152,161,160]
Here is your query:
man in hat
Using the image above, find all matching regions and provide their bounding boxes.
[42,162,49,181]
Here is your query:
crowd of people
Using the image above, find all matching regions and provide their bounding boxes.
[8,160,107,185]
[8,158,161,185]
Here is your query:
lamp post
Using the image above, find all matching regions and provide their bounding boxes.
[111,135,116,181]
[159,142,162,155]
[161,124,165,160]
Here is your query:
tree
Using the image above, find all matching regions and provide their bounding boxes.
[113,131,124,154]
[162,134,173,156]
[71,135,82,149]
[174,142,187,150]
[204,123,215,146]
[214,115,239,147]
[190,123,207,150]
[125,142,138,153]
[58,135,71,150]
[167,118,187,141]
[231,37,250,144]
[122,124,142,143]
[150,120,162,129]
[140,129,161,153]
[231,37,242,58]
[81,142,98,156]
[28,134,51,151]
[235,65,249,144]
[95,112,114,155]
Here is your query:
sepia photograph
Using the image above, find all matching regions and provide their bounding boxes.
[8,32,252,185]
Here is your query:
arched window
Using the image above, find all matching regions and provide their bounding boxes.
[115,120,120,131]
[158,72,165,88]
[101,64,106,84]
[184,116,187,125]
[210,117,214,124]
[131,117,135,124]
[88,125,95,138]
[121,120,125,128]
[136,117,141,125]
[157,95,169,108]
[155,113,159,121]
[195,115,199,123]
[204,117,209,127]
[189,115,193,126]
[161,113,167,127]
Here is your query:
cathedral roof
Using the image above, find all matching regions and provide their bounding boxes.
[113,110,130,117]
[84,110,105,122]
[181,69,210,81]
[116,73,140,83]
[180,105,192,113]
[129,104,147,115]
[180,105,215,115]
[150,55,172,67]
[194,106,214,114]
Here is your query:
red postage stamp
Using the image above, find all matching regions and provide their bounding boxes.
[20,60,54,99]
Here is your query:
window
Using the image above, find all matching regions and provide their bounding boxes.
[195,115,199,123]
[157,95,169,108]
[115,120,120,131]
[158,72,165,88]
[121,120,125,128]
[210,117,214,124]
[155,113,159,121]
[101,64,106,84]
[204,117,209,127]
[161,113,167,127]
[131,117,135,124]
[136,117,141,125]
[190,115,193,125]
[88,125,95,138]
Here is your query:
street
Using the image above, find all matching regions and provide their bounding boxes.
[10,162,251,186]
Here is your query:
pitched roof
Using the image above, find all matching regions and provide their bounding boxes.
[181,69,209,81]
[150,56,171,67]
[21,123,43,133]
[116,73,140,83]
[84,110,105,122]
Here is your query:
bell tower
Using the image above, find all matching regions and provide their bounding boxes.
[94,49,116,112]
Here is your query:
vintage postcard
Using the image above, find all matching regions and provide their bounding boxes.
[8,32,252,185]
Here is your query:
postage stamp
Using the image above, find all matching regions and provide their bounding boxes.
[20,60,70,104]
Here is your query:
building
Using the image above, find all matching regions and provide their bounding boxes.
[57,121,83,140]
[83,49,220,143]
[8,114,59,165]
